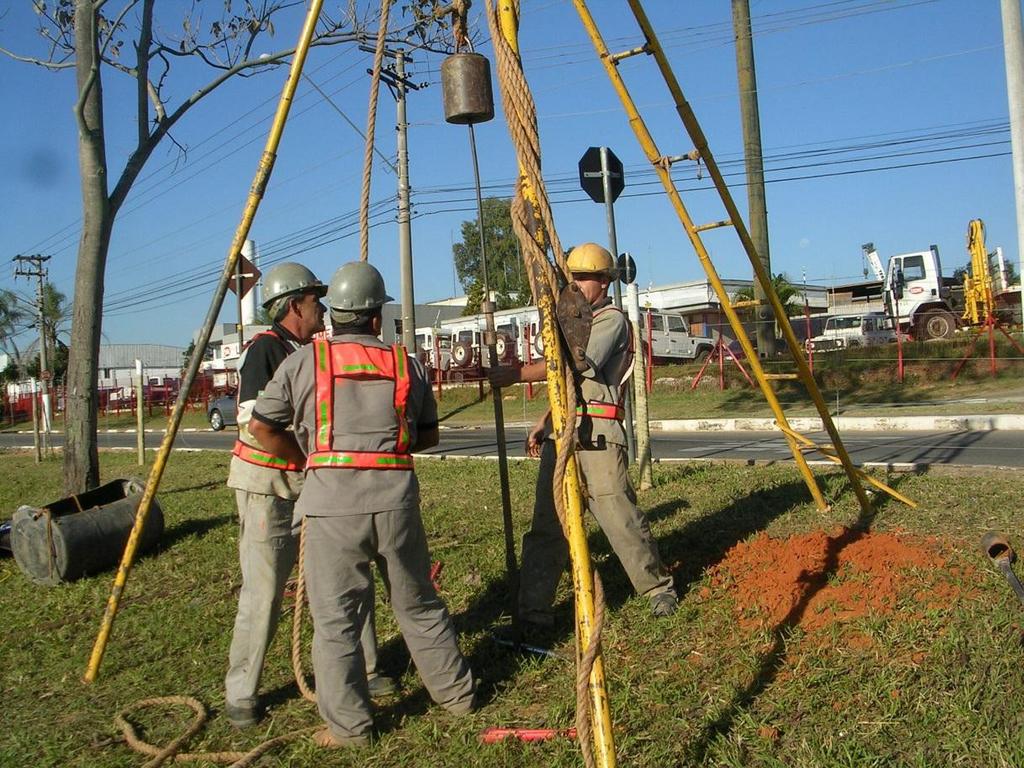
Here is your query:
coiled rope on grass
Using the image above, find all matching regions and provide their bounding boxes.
[114,696,316,768]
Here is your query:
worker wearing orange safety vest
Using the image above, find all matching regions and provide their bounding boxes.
[224,262,393,730]
[488,243,677,630]
[250,261,476,748]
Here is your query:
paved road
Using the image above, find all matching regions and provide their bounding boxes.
[2,426,1020,468]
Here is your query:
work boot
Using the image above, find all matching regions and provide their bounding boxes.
[312,727,371,749]
[225,702,260,729]
[367,672,398,698]
[650,591,678,617]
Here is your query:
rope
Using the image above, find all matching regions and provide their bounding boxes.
[359,0,393,263]
[291,516,317,702]
[484,3,605,766]
[113,695,317,767]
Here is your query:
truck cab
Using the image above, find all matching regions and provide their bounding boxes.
[864,243,958,340]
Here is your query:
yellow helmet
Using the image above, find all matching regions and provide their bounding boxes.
[566,243,616,278]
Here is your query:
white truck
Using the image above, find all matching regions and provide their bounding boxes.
[807,312,896,353]
[863,243,962,340]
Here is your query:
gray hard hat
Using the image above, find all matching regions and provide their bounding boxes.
[327,261,393,313]
[262,262,326,320]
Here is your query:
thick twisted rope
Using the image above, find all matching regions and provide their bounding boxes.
[359,0,393,262]
[291,516,318,702]
[484,3,606,767]
[114,696,316,768]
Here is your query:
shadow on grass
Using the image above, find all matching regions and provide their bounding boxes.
[159,513,233,550]
[437,389,487,424]
[682,478,907,764]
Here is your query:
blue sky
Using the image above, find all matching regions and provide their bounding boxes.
[0,0,1016,346]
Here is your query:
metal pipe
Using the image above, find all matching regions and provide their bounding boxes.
[467,122,518,628]
[83,0,326,683]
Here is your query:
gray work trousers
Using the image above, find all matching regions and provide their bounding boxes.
[519,441,674,625]
[304,509,476,740]
[224,490,381,708]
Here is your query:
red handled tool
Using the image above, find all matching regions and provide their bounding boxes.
[479,727,577,744]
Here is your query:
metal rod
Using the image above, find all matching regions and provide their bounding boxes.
[83,0,326,682]
[467,122,519,628]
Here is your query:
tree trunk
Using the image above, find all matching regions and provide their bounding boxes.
[64,1,112,494]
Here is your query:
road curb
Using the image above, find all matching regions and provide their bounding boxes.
[650,414,1024,432]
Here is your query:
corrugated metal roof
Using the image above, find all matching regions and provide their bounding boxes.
[98,344,186,368]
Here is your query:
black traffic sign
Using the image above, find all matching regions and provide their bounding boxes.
[617,252,637,285]
[578,146,624,204]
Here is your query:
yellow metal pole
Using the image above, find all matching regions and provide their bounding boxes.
[570,0,830,513]
[622,0,873,516]
[497,4,617,766]
[83,0,326,683]
[775,424,918,508]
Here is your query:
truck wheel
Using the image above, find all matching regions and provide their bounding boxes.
[920,309,956,340]
[694,347,711,364]
[495,333,513,362]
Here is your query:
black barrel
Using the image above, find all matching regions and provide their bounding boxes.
[11,478,164,586]
[441,53,495,125]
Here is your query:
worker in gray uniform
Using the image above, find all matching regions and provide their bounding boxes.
[224,262,393,729]
[488,243,677,630]
[250,261,476,748]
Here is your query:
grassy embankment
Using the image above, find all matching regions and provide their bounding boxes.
[1,450,1022,767]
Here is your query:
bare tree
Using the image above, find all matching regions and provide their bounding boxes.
[3,1,444,492]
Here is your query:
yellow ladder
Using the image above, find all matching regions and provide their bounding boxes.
[570,0,915,513]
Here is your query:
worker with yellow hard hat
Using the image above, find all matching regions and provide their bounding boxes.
[488,243,677,635]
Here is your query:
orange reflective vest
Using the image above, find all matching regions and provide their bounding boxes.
[305,339,414,471]
[233,441,303,471]
[233,328,303,471]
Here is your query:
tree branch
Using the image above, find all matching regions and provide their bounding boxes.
[135,0,154,147]
[0,46,74,69]
[108,30,364,212]
[98,0,139,59]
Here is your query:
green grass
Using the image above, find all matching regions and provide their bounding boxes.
[1,450,1023,766]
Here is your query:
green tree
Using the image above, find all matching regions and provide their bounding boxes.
[3,2,443,493]
[733,273,801,339]
[452,197,532,315]
[0,289,31,363]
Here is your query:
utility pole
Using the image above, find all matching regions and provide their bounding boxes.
[1000,0,1024,326]
[14,254,52,448]
[361,44,425,350]
[732,0,776,357]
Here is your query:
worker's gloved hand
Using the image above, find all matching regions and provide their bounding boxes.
[487,365,519,389]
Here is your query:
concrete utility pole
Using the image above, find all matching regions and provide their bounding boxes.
[361,43,424,350]
[14,254,52,446]
[395,49,416,351]
[732,0,776,357]
[1000,0,1024,325]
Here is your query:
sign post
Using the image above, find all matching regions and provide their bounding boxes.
[578,146,635,463]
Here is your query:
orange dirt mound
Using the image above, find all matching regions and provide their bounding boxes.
[709,528,973,631]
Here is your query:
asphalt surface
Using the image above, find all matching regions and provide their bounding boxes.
[2,425,1020,468]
